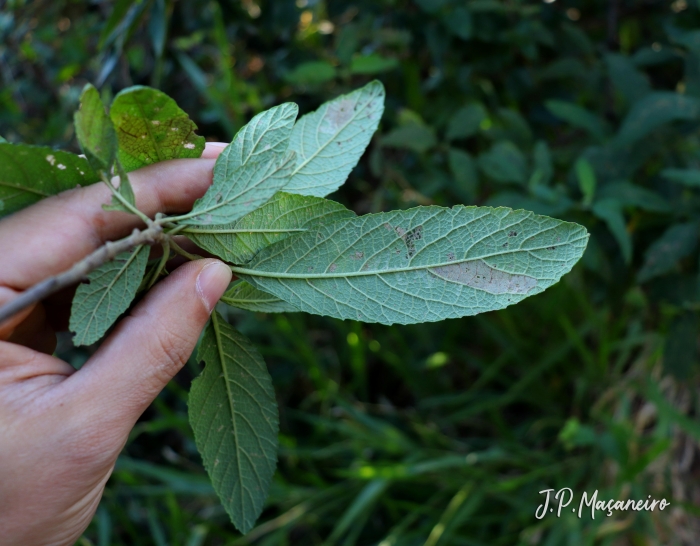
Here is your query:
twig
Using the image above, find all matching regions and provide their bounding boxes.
[0,225,164,326]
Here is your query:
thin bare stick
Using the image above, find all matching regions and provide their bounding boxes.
[0,225,164,326]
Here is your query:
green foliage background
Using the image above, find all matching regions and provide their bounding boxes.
[3,0,700,543]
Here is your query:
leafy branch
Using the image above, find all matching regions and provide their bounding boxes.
[0,80,589,534]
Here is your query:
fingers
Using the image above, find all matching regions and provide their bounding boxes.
[64,259,231,430]
[0,142,228,290]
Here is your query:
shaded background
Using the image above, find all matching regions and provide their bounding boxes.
[2,0,700,544]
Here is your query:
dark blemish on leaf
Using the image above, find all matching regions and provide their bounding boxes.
[508,231,517,237]
[215,192,223,204]
[397,225,423,258]
[384,223,393,231]
[307,266,314,272]
[503,243,508,247]
[354,251,364,259]
[547,246,556,251]
[329,263,338,272]
[447,252,456,261]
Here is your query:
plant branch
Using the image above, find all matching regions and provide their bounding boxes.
[0,225,164,326]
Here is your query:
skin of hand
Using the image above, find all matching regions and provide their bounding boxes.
[0,143,232,546]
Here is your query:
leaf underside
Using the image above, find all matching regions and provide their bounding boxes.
[189,312,279,534]
[70,245,150,346]
[183,153,296,226]
[0,143,98,218]
[221,281,299,313]
[110,85,205,171]
[185,191,355,264]
[284,80,385,197]
[236,205,589,325]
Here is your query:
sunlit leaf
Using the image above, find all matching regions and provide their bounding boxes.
[0,144,98,218]
[110,85,205,171]
[74,84,117,172]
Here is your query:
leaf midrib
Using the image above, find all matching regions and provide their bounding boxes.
[210,312,244,512]
[231,237,589,280]
[76,246,143,344]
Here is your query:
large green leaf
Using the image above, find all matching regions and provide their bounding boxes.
[184,192,355,263]
[0,144,98,218]
[189,312,279,533]
[110,86,205,171]
[284,80,385,197]
[224,103,298,169]
[181,152,296,226]
[221,281,299,313]
[74,84,118,172]
[638,222,700,283]
[70,245,150,346]
[615,92,700,146]
[232,206,588,325]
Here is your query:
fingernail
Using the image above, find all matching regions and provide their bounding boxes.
[205,142,227,148]
[196,261,232,313]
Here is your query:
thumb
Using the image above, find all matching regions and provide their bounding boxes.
[69,259,231,428]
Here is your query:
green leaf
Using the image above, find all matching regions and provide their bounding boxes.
[445,104,487,141]
[0,135,7,143]
[597,181,671,213]
[661,168,700,187]
[443,6,472,40]
[221,281,299,313]
[284,80,385,197]
[189,312,279,534]
[182,153,296,226]
[638,222,700,283]
[381,123,437,154]
[545,100,608,142]
[110,85,205,172]
[0,143,99,218]
[180,104,301,226]
[532,141,554,186]
[575,158,596,207]
[478,141,528,185]
[591,199,632,264]
[233,206,589,325]
[615,92,700,147]
[447,148,479,201]
[74,84,118,172]
[605,53,651,106]
[284,61,336,85]
[350,54,399,75]
[70,245,150,346]
[184,191,355,263]
[222,103,299,170]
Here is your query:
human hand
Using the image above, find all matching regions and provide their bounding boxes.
[0,143,232,546]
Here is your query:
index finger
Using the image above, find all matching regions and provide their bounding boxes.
[0,142,227,290]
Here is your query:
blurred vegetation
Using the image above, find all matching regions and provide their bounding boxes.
[3,0,700,544]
